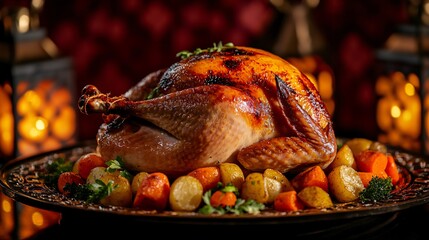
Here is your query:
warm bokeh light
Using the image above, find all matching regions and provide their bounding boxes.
[10,78,77,158]
[375,76,391,96]
[404,82,415,96]
[318,70,333,99]
[17,8,30,33]
[408,73,420,88]
[19,205,61,239]
[31,212,44,227]
[41,103,56,120]
[0,85,14,157]
[18,115,48,142]
[51,105,76,140]
[376,71,422,152]
[0,194,14,238]
[390,105,401,118]
[377,98,392,131]
[50,87,72,107]
[2,199,12,213]
[17,90,43,116]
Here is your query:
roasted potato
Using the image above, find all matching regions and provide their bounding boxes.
[328,165,364,203]
[219,163,245,190]
[241,172,268,204]
[99,172,133,207]
[369,141,387,154]
[169,175,203,212]
[86,166,107,184]
[297,186,333,208]
[131,171,149,195]
[264,168,294,203]
[327,144,357,172]
[344,138,373,158]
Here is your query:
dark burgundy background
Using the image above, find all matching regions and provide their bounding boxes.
[1,0,410,141]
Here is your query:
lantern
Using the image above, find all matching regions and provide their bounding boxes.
[0,3,78,161]
[12,56,77,158]
[375,23,429,154]
[0,2,71,238]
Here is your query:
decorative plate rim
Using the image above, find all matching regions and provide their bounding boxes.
[1,139,429,224]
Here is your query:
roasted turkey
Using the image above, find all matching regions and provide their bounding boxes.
[78,45,337,177]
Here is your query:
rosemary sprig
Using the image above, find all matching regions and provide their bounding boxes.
[176,41,235,59]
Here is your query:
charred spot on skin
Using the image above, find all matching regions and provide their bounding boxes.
[223,59,241,70]
[222,48,253,56]
[158,68,176,91]
[204,73,234,86]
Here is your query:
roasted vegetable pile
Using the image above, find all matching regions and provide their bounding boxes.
[41,138,402,214]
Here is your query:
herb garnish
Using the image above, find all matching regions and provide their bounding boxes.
[41,157,73,186]
[64,179,116,203]
[106,156,133,182]
[176,41,235,59]
[43,156,126,204]
[359,176,394,203]
[198,182,265,215]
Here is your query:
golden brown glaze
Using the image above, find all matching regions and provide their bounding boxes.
[78,46,336,177]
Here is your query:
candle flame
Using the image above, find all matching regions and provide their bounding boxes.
[404,83,415,96]
[391,105,401,118]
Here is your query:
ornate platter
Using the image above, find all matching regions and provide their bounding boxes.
[1,139,429,227]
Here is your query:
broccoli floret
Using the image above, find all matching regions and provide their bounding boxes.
[359,176,393,203]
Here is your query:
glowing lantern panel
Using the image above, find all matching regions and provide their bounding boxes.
[15,78,76,157]
[0,83,14,158]
[376,71,423,153]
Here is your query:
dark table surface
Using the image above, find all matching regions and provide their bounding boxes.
[23,204,429,240]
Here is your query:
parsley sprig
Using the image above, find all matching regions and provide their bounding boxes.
[64,179,116,203]
[63,158,128,203]
[198,182,265,215]
[41,157,73,186]
[176,41,235,59]
[106,156,133,182]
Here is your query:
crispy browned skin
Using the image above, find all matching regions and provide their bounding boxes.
[78,46,336,177]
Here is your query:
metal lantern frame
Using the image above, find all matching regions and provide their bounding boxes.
[11,56,77,158]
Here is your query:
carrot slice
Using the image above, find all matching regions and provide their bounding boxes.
[133,172,170,211]
[274,191,305,212]
[355,150,388,173]
[210,190,237,207]
[187,166,221,192]
[72,153,106,179]
[385,155,400,185]
[357,171,388,188]
[291,165,329,192]
[57,172,85,195]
